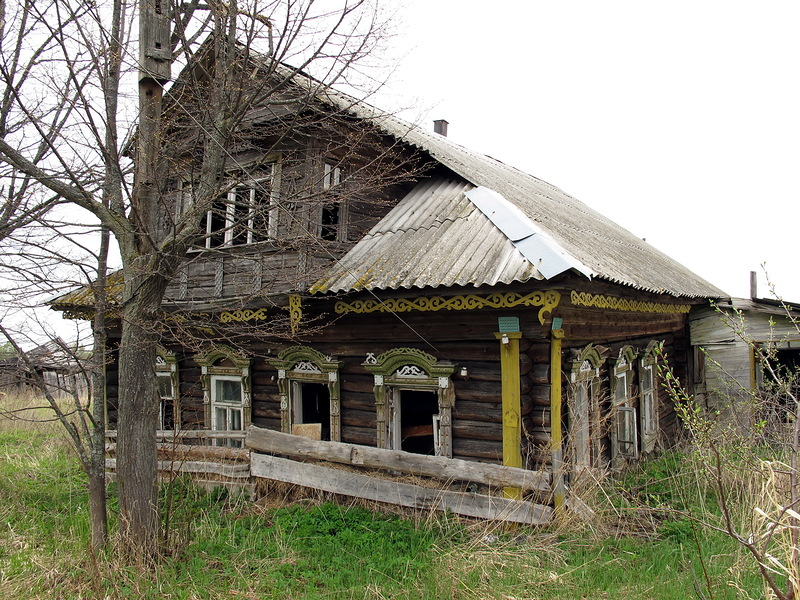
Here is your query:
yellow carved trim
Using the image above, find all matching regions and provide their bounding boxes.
[570,290,691,314]
[219,308,269,323]
[336,290,561,325]
[289,294,302,334]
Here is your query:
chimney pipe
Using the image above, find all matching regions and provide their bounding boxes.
[750,271,758,300]
[433,119,448,137]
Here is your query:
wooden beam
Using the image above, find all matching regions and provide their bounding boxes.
[105,458,250,479]
[495,331,523,499]
[251,454,552,525]
[550,328,566,513]
[245,426,550,492]
[106,442,250,462]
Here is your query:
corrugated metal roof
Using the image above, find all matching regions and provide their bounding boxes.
[311,178,539,293]
[310,86,726,299]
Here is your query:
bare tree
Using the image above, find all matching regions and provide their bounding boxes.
[0,0,396,558]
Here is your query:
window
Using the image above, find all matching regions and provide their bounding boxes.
[196,347,251,448]
[639,341,661,454]
[320,162,348,242]
[199,164,279,248]
[568,345,603,469]
[155,349,179,431]
[211,376,245,447]
[610,346,637,460]
[270,346,343,442]
[363,348,456,457]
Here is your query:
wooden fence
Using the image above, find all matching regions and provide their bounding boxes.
[105,429,253,493]
[246,426,553,525]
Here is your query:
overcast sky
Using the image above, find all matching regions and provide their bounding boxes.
[378,0,799,301]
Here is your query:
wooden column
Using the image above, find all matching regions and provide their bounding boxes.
[550,328,566,512]
[495,331,523,499]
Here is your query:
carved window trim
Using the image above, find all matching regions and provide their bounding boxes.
[270,346,343,442]
[610,345,638,460]
[196,346,251,447]
[362,348,456,458]
[155,347,179,432]
[639,341,661,455]
[568,344,604,469]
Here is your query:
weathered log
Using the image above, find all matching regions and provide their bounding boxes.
[250,454,551,525]
[341,426,377,446]
[452,420,502,442]
[529,384,551,406]
[106,457,250,479]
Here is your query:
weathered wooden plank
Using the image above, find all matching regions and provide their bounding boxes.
[246,426,550,492]
[154,443,250,462]
[250,454,552,525]
[106,458,250,478]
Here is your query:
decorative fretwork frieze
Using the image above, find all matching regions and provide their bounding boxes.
[336,290,561,325]
[570,290,691,314]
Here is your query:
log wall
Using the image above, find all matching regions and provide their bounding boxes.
[104,278,698,470]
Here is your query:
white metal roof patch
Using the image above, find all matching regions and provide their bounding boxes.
[465,186,593,280]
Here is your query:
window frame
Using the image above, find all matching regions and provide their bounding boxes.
[639,341,661,454]
[270,346,343,442]
[610,346,638,460]
[321,161,348,242]
[155,348,179,432]
[196,346,251,447]
[568,345,603,469]
[363,348,456,458]
[196,159,281,249]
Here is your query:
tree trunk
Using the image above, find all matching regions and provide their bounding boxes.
[88,227,110,552]
[115,263,168,558]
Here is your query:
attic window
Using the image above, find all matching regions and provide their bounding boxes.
[200,164,278,248]
[320,162,348,242]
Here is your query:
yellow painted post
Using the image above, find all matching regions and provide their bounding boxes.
[495,331,523,499]
[550,328,566,513]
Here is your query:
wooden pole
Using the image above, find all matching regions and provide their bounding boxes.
[550,328,565,512]
[496,331,523,499]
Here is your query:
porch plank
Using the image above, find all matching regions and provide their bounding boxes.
[250,454,552,525]
[246,426,550,492]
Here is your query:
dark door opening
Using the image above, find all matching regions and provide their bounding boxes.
[400,389,439,455]
[299,382,331,441]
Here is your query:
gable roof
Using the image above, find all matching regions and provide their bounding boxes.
[310,88,726,299]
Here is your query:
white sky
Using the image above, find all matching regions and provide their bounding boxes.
[379,0,800,301]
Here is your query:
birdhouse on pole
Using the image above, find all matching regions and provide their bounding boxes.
[139,0,171,83]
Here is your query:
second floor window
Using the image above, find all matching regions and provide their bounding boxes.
[197,165,278,249]
[321,162,348,242]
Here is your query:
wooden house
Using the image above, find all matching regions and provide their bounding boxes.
[52,60,726,512]
[0,338,84,399]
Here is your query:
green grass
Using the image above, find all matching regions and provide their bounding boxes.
[0,425,772,600]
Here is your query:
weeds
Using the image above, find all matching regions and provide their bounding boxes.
[0,392,771,599]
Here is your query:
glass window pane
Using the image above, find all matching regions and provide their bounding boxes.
[215,407,227,431]
[216,379,242,404]
[157,374,173,399]
[641,366,653,393]
[614,372,628,404]
[230,408,242,431]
